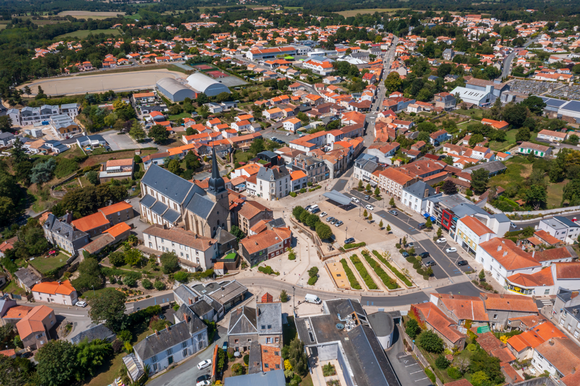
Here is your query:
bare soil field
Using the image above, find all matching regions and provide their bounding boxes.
[19,69,186,96]
[58,11,126,19]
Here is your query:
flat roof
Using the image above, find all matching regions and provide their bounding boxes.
[323,190,351,206]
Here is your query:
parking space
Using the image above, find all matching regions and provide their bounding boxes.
[397,354,432,386]
[409,241,447,279]
[332,179,348,192]
[375,210,420,235]
[415,239,463,278]
[436,241,474,273]
[101,130,147,150]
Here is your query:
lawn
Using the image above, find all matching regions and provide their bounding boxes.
[234,150,255,164]
[489,157,531,190]
[455,109,483,120]
[56,29,120,39]
[3,280,26,296]
[547,179,567,208]
[489,129,518,152]
[29,252,69,275]
[336,8,409,17]
[169,112,192,121]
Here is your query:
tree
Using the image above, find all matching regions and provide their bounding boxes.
[425,217,433,229]
[0,116,12,132]
[442,180,457,195]
[287,338,309,376]
[469,350,504,385]
[230,225,246,241]
[479,269,486,281]
[88,289,127,332]
[515,127,531,142]
[374,187,380,197]
[437,227,443,239]
[129,120,146,142]
[379,220,383,228]
[30,158,56,185]
[363,209,368,218]
[469,133,484,147]
[76,338,113,379]
[406,319,421,339]
[149,124,169,143]
[280,290,288,303]
[306,214,320,228]
[316,222,333,240]
[502,103,528,128]
[418,330,444,353]
[384,72,403,93]
[36,340,79,386]
[160,252,179,274]
[521,95,546,116]
[36,85,47,100]
[358,180,363,190]
[124,249,143,267]
[471,168,489,195]
[435,355,451,370]
[86,170,99,185]
[154,280,166,290]
[108,251,125,267]
[470,371,490,386]
[72,258,103,292]
[174,271,189,283]
[167,159,182,175]
[386,224,391,232]
[250,138,265,155]
[0,355,36,386]
[525,184,547,210]
[389,197,395,207]
[568,134,579,145]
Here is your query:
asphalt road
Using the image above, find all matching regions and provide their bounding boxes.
[415,239,464,278]
[387,327,432,386]
[501,36,539,80]
[332,178,348,192]
[375,210,420,235]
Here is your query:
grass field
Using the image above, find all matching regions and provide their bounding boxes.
[169,112,191,121]
[58,11,126,19]
[455,108,483,120]
[489,129,518,152]
[336,8,409,17]
[30,252,69,274]
[56,29,121,39]
[547,179,567,208]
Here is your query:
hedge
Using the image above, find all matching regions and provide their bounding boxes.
[372,250,413,287]
[307,276,318,285]
[361,250,399,289]
[258,266,280,276]
[350,255,378,290]
[340,258,361,290]
[344,242,366,250]
[424,368,436,384]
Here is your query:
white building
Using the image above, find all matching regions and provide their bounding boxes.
[7,104,79,126]
[455,216,497,255]
[143,225,218,271]
[450,85,493,106]
[255,165,291,201]
[378,168,417,199]
[283,118,302,133]
[537,216,580,244]
[401,181,441,215]
[31,280,78,306]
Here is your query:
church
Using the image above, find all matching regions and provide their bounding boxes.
[139,148,231,238]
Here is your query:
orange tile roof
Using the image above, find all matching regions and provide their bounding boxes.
[507,266,554,287]
[105,158,134,168]
[214,262,225,269]
[3,305,32,319]
[32,280,76,296]
[535,337,580,376]
[482,293,538,313]
[479,238,541,271]
[71,212,109,232]
[103,222,131,238]
[555,261,580,278]
[290,170,307,181]
[459,216,494,236]
[99,201,133,216]
[534,230,562,246]
[16,305,53,339]
[239,228,291,255]
[431,294,488,321]
[534,247,576,263]
[379,168,415,186]
[0,349,16,357]
[413,302,465,343]
[261,345,282,372]
[477,332,516,363]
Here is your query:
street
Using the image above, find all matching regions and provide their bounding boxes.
[501,36,539,80]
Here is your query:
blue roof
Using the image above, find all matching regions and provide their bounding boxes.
[185,194,215,219]
[554,216,580,228]
[140,194,156,208]
[151,201,168,216]
[162,209,181,223]
[561,100,580,113]
[223,370,285,386]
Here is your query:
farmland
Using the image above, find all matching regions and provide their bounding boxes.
[56,29,121,39]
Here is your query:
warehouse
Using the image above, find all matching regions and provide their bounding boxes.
[450,86,493,107]
[559,100,580,123]
[156,78,197,103]
[186,73,230,97]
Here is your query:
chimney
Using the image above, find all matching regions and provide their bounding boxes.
[435,186,440,194]
[549,339,554,346]
[424,189,429,198]
[188,298,193,305]
[183,313,190,322]
[154,329,159,336]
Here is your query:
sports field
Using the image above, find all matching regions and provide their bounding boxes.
[58,11,126,19]
[56,29,121,39]
[19,69,186,96]
[336,8,409,17]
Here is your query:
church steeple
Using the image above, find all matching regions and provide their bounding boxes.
[207,146,226,196]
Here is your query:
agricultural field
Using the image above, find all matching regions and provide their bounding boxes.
[56,29,121,39]
[336,8,409,17]
[58,11,126,19]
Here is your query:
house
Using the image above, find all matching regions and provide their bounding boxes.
[43,213,90,256]
[173,281,248,322]
[434,92,456,111]
[538,129,567,142]
[16,305,56,350]
[291,154,327,184]
[401,181,441,215]
[505,262,580,297]
[239,228,291,266]
[224,370,285,386]
[537,216,580,244]
[14,268,41,292]
[254,165,291,201]
[143,225,218,271]
[481,293,538,330]
[429,293,489,327]
[506,321,564,361]
[518,142,552,158]
[99,158,135,182]
[450,86,493,106]
[353,154,379,182]
[477,332,516,364]
[532,337,580,378]
[32,280,77,305]
[429,129,451,146]
[283,118,301,133]
[412,302,466,349]
[481,118,509,130]
[237,201,273,235]
[455,216,497,256]
[227,302,282,351]
[0,132,15,147]
[290,170,308,192]
[379,168,417,199]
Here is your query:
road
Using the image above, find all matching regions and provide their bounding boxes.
[386,326,431,386]
[148,326,227,386]
[501,36,539,80]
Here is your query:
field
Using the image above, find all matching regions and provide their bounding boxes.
[489,129,518,152]
[58,11,126,19]
[19,69,186,96]
[56,29,121,39]
[30,252,69,275]
[336,8,409,17]
[547,179,567,208]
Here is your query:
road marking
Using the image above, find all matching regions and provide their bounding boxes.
[405,363,419,367]
[59,313,86,317]
[415,377,429,382]
[410,370,423,374]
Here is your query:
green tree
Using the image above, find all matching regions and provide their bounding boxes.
[435,355,451,370]
[425,217,433,229]
[129,120,146,142]
[0,355,36,386]
[406,319,421,339]
[471,168,489,195]
[568,134,579,145]
[280,290,288,303]
[76,338,112,379]
[142,279,153,289]
[174,271,189,283]
[515,127,531,142]
[36,340,79,386]
[149,124,169,143]
[88,289,127,332]
[71,258,103,292]
[108,251,125,267]
[306,214,320,228]
[249,138,265,155]
[30,158,56,185]
[86,170,99,185]
[470,371,490,386]
[374,187,380,197]
[418,330,444,353]
[316,222,333,240]
[386,224,391,232]
[525,184,547,210]
[154,280,166,290]
[124,249,143,267]
[521,95,546,116]
[469,133,484,147]
[442,180,457,195]
[384,71,403,93]
[358,180,363,190]
[167,159,182,175]
[502,103,528,128]
[363,209,368,218]
[0,116,12,133]
[389,197,395,207]
[160,252,180,274]
[469,349,504,385]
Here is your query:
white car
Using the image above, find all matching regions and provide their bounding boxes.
[197,359,212,370]
[366,204,374,211]
[319,211,327,217]
[75,301,87,308]
[436,238,447,244]
[196,381,210,386]
[446,247,457,253]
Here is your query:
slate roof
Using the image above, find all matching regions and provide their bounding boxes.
[185,194,215,219]
[141,164,195,204]
[175,304,209,335]
[223,369,285,386]
[140,194,156,208]
[70,323,116,344]
[228,306,258,335]
[134,321,192,361]
[257,303,282,335]
[190,300,213,317]
[403,180,436,198]
[464,161,507,175]
[162,209,181,223]
[150,201,168,216]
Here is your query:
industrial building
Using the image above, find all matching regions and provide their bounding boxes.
[155,78,197,103]
[186,73,231,97]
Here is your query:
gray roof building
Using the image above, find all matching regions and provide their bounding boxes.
[228,306,258,335]
[186,73,231,97]
[464,161,507,176]
[14,268,41,291]
[134,321,192,361]
[403,180,436,198]
[70,323,116,344]
[257,303,282,335]
[156,77,197,103]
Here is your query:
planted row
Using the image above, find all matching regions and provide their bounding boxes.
[340,258,361,290]
[372,250,413,287]
[361,250,399,290]
[350,255,378,290]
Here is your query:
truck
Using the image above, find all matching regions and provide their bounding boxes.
[305,294,321,304]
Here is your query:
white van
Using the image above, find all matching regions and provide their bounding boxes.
[305,294,321,304]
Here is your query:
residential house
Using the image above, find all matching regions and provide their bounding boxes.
[537,129,567,142]
[239,228,292,266]
[532,337,580,378]
[434,92,456,111]
[291,154,327,183]
[227,302,283,351]
[378,168,417,199]
[481,293,538,330]
[99,158,135,182]
[455,216,497,256]
[401,181,441,215]
[43,213,90,256]
[518,142,552,158]
[16,305,56,350]
[237,201,273,235]
[429,129,451,146]
[412,302,466,349]
[31,280,78,305]
[538,216,580,244]
[254,165,291,201]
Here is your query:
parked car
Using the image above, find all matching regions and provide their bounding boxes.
[419,252,430,259]
[436,238,447,244]
[330,218,338,225]
[424,261,435,267]
[364,195,370,200]
[511,223,518,229]
[405,242,414,248]
[197,375,211,386]
[319,211,327,217]
[75,301,87,308]
[390,210,398,216]
[326,216,335,222]
[345,238,355,244]
[335,220,343,227]
[445,247,457,253]
[197,359,212,370]
[222,342,228,350]
[366,204,374,211]
[311,208,320,214]
[401,251,409,258]
[368,220,374,224]
[457,260,468,266]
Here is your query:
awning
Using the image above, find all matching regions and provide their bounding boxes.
[430,216,436,222]
[323,190,351,206]
[369,180,377,187]
[423,213,430,218]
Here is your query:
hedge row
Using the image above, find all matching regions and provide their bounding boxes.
[372,250,413,287]
[361,250,399,290]
[258,266,280,276]
[340,258,361,290]
[307,276,318,285]
[349,255,378,290]
[344,242,366,250]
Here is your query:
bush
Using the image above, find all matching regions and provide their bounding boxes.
[322,363,336,377]
[424,368,436,384]
[467,343,477,352]
[174,271,189,283]
[124,276,137,287]
[340,258,361,290]
[418,330,445,354]
[141,279,153,289]
[361,250,399,289]
[243,354,249,366]
[289,192,297,197]
[258,266,279,275]
[435,355,450,369]
[307,276,318,285]
[118,330,132,343]
[280,290,288,303]
[344,242,366,249]
[308,267,319,277]
[447,366,462,379]
[154,280,166,290]
[112,339,123,353]
[231,363,244,376]
[350,255,378,290]
[406,319,421,339]
[372,250,412,287]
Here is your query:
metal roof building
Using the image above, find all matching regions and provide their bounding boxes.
[186,72,230,97]
[156,77,196,103]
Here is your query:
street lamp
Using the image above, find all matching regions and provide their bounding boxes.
[292,286,296,314]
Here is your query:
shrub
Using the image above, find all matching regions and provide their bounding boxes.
[307,276,318,285]
[350,255,378,289]
[124,276,137,287]
[308,267,319,277]
[118,330,132,343]
[447,366,462,379]
[231,363,244,376]
[243,354,249,366]
[174,271,189,283]
[361,250,399,289]
[340,258,361,290]
[258,266,280,275]
[424,368,436,384]
[435,355,450,369]
[372,250,412,286]
[418,330,445,354]
[406,319,421,339]
[322,363,336,377]
[141,279,153,289]
[344,242,366,249]
[289,192,297,197]
[154,280,166,290]
[280,290,288,303]
[467,343,477,352]
[112,339,123,353]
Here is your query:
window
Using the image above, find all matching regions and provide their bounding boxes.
[166,348,173,355]
[493,314,498,319]
[267,337,272,343]
[182,342,187,349]
[234,339,239,344]
[152,355,158,362]
[267,325,271,329]
[261,325,266,329]
[275,337,279,343]
[275,364,280,369]
[183,348,188,357]
[264,363,269,368]
[247,339,251,342]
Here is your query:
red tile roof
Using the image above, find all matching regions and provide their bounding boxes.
[413,303,465,343]
[431,294,488,321]
[31,280,76,296]
[99,201,133,216]
[481,293,538,313]
[103,222,131,238]
[459,216,494,236]
[479,238,541,271]
[71,212,109,232]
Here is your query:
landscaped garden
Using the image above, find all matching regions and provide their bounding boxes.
[372,250,413,287]
[360,250,399,289]
[340,258,361,290]
[349,254,378,290]
[29,251,69,276]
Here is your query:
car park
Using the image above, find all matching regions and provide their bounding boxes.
[389,210,398,216]
[457,260,468,266]
[319,211,327,217]
[366,205,374,211]
[197,359,212,370]
[419,252,430,259]
[311,208,320,214]
[364,195,370,200]
[436,238,447,244]
[345,238,355,244]
[424,261,435,267]
[401,251,409,258]
[445,247,457,253]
